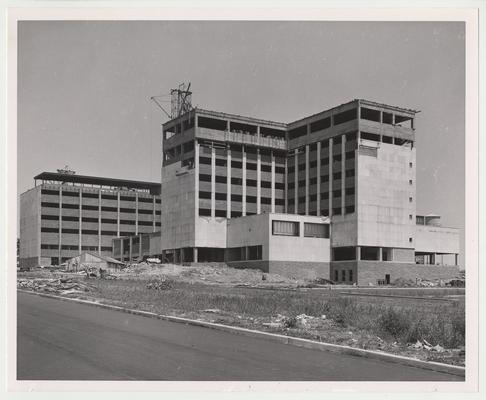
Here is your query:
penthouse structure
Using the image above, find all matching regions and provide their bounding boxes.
[19,172,161,267]
[155,99,460,283]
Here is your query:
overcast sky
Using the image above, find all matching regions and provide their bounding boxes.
[17,21,465,264]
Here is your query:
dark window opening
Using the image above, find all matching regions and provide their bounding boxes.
[215,209,227,217]
[345,170,355,178]
[394,114,413,129]
[382,112,393,125]
[288,125,307,140]
[360,107,381,122]
[199,208,211,217]
[345,151,355,159]
[382,135,393,144]
[310,116,331,132]
[345,187,355,196]
[333,108,357,125]
[361,131,381,142]
[231,160,242,169]
[41,189,59,196]
[260,126,286,139]
[333,247,356,261]
[199,174,211,182]
[345,205,355,214]
[215,192,226,201]
[199,156,212,165]
[333,207,342,215]
[61,203,78,209]
[198,116,227,131]
[321,175,329,183]
[333,172,341,181]
[102,206,118,212]
[215,175,227,184]
[230,121,257,135]
[361,246,380,261]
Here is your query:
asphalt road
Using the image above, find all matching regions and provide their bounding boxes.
[17,292,463,381]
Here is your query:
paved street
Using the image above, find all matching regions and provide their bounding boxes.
[17,292,463,381]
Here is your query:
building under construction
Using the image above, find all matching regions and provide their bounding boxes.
[145,98,460,284]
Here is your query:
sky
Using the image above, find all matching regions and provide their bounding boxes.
[17,21,465,265]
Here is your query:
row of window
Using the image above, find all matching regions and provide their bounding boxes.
[199,157,286,174]
[271,220,330,238]
[41,189,160,203]
[287,153,355,173]
[286,205,355,216]
[41,215,156,226]
[41,226,160,235]
[41,244,112,252]
[226,245,263,262]
[288,110,358,140]
[40,202,161,214]
[199,174,286,190]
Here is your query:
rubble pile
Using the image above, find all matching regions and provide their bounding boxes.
[17,278,96,296]
[146,277,174,290]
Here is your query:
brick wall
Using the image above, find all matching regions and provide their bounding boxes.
[19,256,39,269]
[357,261,461,286]
[269,261,330,280]
[331,261,358,284]
[226,260,330,280]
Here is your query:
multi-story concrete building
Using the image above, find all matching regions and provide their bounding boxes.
[19,172,161,267]
[154,99,460,284]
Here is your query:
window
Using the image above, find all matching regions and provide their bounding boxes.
[409,237,413,243]
[409,179,413,185]
[333,207,342,215]
[345,205,355,214]
[341,270,346,281]
[409,197,413,203]
[333,108,357,125]
[345,187,355,196]
[247,245,262,260]
[199,191,211,199]
[310,117,331,132]
[102,206,118,212]
[333,247,356,261]
[409,214,413,220]
[199,208,211,216]
[304,223,329,238]
[334,270,339,282]
[272,220,299,236]
[349,270,354,282]
[120,196,135,202]
[62,203,78,209]
[409,162,413,168]
[41,189,59,196]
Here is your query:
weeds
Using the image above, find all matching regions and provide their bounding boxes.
[90,279,465,349]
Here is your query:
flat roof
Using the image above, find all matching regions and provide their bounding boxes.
[164,99,419,129]
[34,172,160,192]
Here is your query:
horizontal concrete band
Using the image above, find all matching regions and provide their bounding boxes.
[18,289,465,378]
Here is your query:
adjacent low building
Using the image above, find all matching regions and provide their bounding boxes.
[19,172,161,268]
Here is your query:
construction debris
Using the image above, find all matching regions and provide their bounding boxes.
[17,278,96,295]
[146,277,174,290]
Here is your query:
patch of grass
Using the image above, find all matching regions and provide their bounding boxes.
[86,279,465,349]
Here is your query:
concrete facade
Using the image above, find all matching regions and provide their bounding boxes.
[154,99,460,282]
[19,172,161,267]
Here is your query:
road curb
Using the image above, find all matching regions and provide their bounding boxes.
[18,289,465,378]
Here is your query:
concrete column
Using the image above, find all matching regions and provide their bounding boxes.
[455,254,458,266]
[294,149,298,214]
[378,247,383,261]
[341,134,346,213]
[227,147,232,218]
[257,149,261,214]
[329,137,333,218]
[284,155,288,213]
[117,191,121,237]
[59,186,62,263]
[193,247,198,263]
[431,253,436,265]
[356,246,361,261]
[180,248,185,264]
[211,145,216,218]
[195,140,200,216]
[79,190,82,254]
[152,197,156,232]
[135,192,139,235]
[129,236,132,262]
[316,141,321,216]
[120,239,124,262]
[271,150,275,213]
[139,236,143,260]
[242,145,247,216]
[305,144,309,215]
[98,190,101,254]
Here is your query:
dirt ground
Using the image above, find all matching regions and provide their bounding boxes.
[17,263,465,367]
